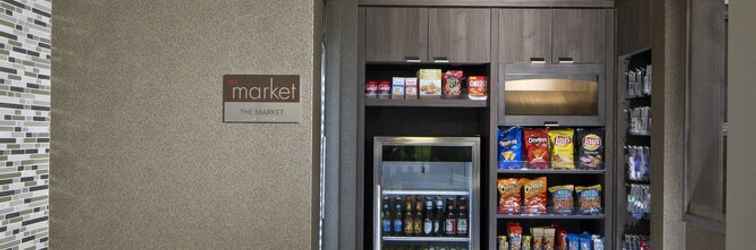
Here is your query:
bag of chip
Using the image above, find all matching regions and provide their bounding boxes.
[579,234,592,250]
[508,222,524,250]
[532,227,544,250]
[576,185,602,215]
[558,228,568,250]
[523,177,547,214]
[549,185,575,215]
[524,128,550,169]
[548,128,576,169]
[568,234,580,250]
[544,228,556,250]
[497,178,522,214]
[577,128,604,169]
[499,127,524,169]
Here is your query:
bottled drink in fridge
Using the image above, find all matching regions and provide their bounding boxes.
[434,197,445,236]
[445,197,457,236]
[382,196,392,235]
[423,197,434,235]
[413,196,424,235]
[404,196,415,235]
[393,196,403,235]
[456,196,468,236]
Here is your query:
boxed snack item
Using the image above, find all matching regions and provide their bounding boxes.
[549,185,575,215]
[418,69,442,97]
[391,77,405,99]
[497,178,522,214]
[577,128,604,169]
[404,77,418,99]
[378,80,391,99]
[524,128,550,169]
[442,70,464,98]
[548,128,576,169]
[522,177,547,214]
[576,185,602,215]
[498,127,524,169]
[468,75,488,100]
[365,80,378,98]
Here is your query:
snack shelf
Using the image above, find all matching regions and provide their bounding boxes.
[382,236,471,242]
[496,214,605,220]
[365,98,487,108]
[382,190,470,196]
[497,169,606,175]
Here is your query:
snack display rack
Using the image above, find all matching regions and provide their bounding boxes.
[616,49,652,250]
[490,63,614,250]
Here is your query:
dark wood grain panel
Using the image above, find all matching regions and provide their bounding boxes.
[365,7,429,62]
[359,0,614,8]
[552,9,607,63]
[429,8,491,63]
[498,9,553,64]
[617,0,652,55]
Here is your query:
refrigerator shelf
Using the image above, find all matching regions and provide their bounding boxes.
[496,214,605,220]
[382,190,470,196]
[382,236,471,242]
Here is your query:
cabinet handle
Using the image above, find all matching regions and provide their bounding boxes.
[530,57,546,64]
[404,56,421,63]
[432,56,449,63]
[558,57,575,64]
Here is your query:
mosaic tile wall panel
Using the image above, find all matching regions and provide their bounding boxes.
[0,0,50,249]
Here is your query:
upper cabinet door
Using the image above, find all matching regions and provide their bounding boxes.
[365,8,429,62]
[429,8,491,63]
[498,9,553,64]
[552,9,608,64]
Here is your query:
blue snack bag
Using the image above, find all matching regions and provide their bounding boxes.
[580,234,593,250]
[568,234,580,250]
[498,127,523,169]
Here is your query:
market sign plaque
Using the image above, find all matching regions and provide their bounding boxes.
[223,75,300,123]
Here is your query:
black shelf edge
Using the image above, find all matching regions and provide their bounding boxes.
[497,169,606,175]
[625,95,651,100]
[496,214,606,220]
[365,98,488,108]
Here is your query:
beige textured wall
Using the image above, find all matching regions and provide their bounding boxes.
[51,1,320,249]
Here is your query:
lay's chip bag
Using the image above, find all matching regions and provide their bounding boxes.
[548,128,576,169]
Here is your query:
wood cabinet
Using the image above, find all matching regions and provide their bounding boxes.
[552,9,608,63]
[497,9,609,64]
[365,7,429,62]
[498,9,553,64]
[429,8,491,63]
[364,7,491,63]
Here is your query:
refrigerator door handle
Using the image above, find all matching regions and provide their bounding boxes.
[375,184,381,250]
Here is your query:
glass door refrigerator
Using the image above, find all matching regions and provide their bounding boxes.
[373,137,480,250]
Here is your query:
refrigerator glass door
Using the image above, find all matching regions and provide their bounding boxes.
[374,137,479,250]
